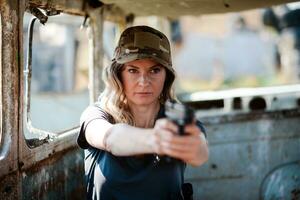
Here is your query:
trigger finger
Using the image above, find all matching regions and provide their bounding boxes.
[184,124,201,135]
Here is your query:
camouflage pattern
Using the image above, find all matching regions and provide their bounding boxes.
[113,26,173,69]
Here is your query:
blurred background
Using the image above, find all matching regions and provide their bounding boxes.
[22,1,300,134]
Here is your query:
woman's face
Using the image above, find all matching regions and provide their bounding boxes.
[121,58,166,107]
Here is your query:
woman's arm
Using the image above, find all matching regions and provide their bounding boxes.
[85,118,209,166]
[85,119,156,155]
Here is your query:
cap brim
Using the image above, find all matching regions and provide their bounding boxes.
[115,53,171,68]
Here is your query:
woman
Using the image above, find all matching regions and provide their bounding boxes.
[77,26,209,200]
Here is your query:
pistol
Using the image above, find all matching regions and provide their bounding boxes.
[164,100,195,135]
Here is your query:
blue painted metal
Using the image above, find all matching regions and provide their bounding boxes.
[185,109,300,200]
[260,161,300,200]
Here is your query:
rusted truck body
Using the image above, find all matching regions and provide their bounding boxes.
[0,0,299,199]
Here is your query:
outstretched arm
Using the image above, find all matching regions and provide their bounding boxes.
[85,118,209,167]
[85,119,155,155]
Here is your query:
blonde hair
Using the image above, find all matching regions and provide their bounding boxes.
[99,61,176,125]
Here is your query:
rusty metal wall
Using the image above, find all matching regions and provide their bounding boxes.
[0,148,85,200]
[186,109,300,200]
[0,1,22,199]
[21,148,85,200]
[1,1,91,199]
[0,0,20,178]
[0,172,19,200]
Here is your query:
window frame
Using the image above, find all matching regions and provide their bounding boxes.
[0,2,19,178]
[19,4,105,170]
[22,12,90,148]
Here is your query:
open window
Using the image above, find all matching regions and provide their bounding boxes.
[169,2,300,117]
[23,12,89,148]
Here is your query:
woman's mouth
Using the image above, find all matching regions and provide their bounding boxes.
[135,92,153,96]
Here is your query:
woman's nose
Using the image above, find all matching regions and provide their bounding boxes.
[137,74,150,86]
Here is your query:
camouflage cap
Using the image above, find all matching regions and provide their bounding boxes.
[113,26,172,68]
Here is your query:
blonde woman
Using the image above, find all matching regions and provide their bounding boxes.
[77,26,209,200]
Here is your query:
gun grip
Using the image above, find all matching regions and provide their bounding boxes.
[179,125,185,135]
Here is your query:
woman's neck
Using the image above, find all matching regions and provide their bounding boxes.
[129,101,161,128]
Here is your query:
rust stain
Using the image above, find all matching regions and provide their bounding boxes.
[0,0,20,178]
[0,171,19,199]
[20,146,78,172]
[291,188,300,200]
[28,0,85,16]
[21,147,85,199]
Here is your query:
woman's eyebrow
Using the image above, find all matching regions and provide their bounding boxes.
[124,64,162,68]
[150,64,163,68]
[124,65,139,69]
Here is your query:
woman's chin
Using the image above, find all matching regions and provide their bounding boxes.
[130,98,159,107]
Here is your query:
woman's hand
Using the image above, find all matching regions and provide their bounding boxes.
[152,118,209,166]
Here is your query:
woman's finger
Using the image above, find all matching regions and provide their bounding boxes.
[163,147,196,161]
[161,141,198,153]
[155,118,178,133]
[164,134,201,146]
[184,124,202,136]
[160,137,200,159]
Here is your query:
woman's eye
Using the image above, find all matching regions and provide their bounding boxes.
[150,67,161,74]
[128,68,138,73]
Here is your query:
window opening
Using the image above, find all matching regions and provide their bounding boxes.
[163,4,300,115]
[23,11,89,147]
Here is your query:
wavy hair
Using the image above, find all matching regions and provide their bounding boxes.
[98,61,176,125]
